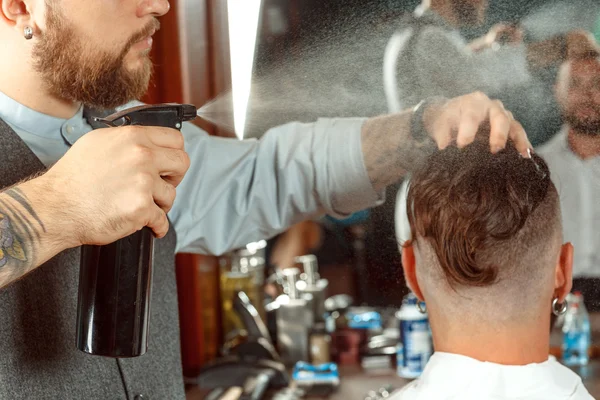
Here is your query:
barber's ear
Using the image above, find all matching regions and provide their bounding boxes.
[1,0,37,33]
[401,242,425,302]
[555,242,574,303]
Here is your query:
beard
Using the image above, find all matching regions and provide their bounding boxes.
[32,3,159,110]
[451,0,483,27]
[564,113,600,136]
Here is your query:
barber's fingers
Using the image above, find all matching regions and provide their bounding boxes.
[456,110,484,149]
[427,92,532,156]
[150,147,191,187]
[153,177,177,214]
[508,119,531,158]
[488,100,511,153]
[434,92,490,149]
[145,126,186,149]
[146,206,170,239]
[488,103,531,157]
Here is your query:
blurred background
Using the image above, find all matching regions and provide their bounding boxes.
[142,1,600,398]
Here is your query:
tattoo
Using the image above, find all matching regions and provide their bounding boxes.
[5,188,46,233]
[361,112,436,190]
[0,187,43,285]
[0,212,27,269]
[0,199,37,244]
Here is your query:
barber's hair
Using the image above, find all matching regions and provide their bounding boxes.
[406,130,560,289]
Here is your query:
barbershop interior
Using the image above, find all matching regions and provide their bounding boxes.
[61,0,600,399]
[138,0,600,398]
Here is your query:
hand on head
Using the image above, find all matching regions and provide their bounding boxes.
[422,92,532,157]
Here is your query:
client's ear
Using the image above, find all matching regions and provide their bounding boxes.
[554,243,574,303]
[401,242,425,301]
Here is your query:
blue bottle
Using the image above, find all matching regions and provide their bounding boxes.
[396,293,433,378]
[562,292,591,367]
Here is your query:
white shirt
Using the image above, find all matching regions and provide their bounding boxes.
[390,352,593,400]
[537,126,600,278]
[395,126,600,278]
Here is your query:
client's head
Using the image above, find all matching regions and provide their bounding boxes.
[401,134,573,362]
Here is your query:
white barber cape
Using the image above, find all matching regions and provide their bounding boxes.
[389,352,593,400]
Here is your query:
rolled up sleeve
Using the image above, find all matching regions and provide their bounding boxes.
[169,118,382,255]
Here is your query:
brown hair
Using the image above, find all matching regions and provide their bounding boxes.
[406,134,560,288]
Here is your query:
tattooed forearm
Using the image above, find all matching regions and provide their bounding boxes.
[0,177,75,289]
[0,188,45,286]
[361,111,436,191]
[5,188,46,233]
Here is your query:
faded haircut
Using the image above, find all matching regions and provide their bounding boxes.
[406,131,562,296]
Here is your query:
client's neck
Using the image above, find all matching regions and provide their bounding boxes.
[431,312,551,365]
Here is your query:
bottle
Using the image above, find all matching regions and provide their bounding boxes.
[276,268,314,366]
[76,104,197,358]
[219,254,255,338]
[310,325,332,364]
[237,242,267,322]
[296,254,329,323]
[562,292,591,366]
[395,293,432,379]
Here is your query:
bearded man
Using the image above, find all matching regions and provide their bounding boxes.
[538,56,600,311]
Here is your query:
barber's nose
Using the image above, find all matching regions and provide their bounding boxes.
[138,0,170,17]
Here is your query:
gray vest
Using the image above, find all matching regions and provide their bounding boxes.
[0,115,185,399]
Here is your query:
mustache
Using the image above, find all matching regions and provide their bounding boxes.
[124,18,161,52]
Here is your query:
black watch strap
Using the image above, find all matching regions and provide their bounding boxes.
[410,97,446,144]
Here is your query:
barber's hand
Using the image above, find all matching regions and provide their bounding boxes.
[470,23,523,52]
[43,125,190,246]
[423,92,532,157]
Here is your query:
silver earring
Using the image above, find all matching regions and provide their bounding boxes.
[24,26,33,40]
[417,301,427,314]
[552,297,568,316]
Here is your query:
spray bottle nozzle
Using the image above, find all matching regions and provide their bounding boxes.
[94,103,197,131]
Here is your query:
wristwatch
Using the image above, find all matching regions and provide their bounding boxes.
[410,97,446,144]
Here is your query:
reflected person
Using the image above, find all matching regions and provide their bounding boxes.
[538,56,600,310]
[387,0,599,144]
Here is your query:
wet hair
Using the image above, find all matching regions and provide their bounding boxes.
[406,130,561,289]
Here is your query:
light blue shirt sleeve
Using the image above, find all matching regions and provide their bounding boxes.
[169,118,382,255]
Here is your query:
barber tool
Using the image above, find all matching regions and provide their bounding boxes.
[190,356,289,390]
[76,103,197,357]
[276,268,314,366]
[221,243,268,338]
[220,252,259,339]
[239,369,276,400]
[222,291,280,362]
